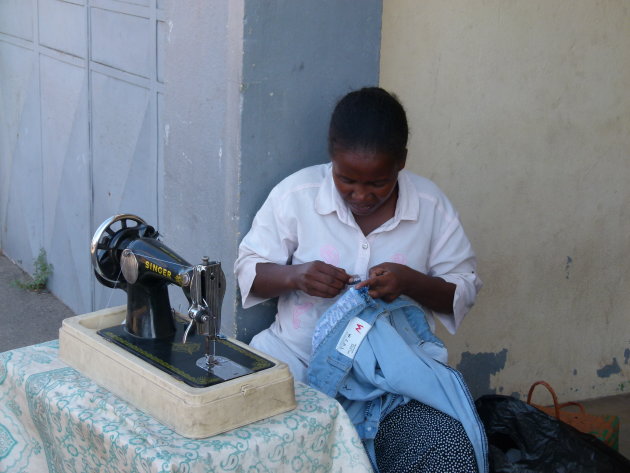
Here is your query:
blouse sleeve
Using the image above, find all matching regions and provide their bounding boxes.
[234,187,298,309]
[427,210,482,334]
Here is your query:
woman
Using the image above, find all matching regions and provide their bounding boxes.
[235,87,482,472]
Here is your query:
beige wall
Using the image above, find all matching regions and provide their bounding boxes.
[381,0,630,401]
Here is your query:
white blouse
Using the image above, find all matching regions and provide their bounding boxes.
[234,163,481,367]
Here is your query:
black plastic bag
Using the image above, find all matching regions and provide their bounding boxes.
[475,394,630,473]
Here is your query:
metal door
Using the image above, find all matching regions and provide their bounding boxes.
[0,0,165,313]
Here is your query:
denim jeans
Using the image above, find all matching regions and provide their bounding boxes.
[307,287,488,473]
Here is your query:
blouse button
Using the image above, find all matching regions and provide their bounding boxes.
[362,242,369,250]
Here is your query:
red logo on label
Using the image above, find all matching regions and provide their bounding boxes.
[355,323,364,333]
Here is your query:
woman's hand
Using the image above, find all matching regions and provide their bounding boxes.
[252,261,351,299]
[356,262,456,313]
[292,261,351,298]
[355,262,410,302]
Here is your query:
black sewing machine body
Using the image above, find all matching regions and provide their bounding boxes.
[90,214,274,387]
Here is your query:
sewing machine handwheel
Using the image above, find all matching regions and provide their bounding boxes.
[91,214,147,288]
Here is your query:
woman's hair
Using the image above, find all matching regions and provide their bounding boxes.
[328,87,408,161]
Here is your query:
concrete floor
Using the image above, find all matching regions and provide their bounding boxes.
[0,252,75,352]
[1,251,629,459]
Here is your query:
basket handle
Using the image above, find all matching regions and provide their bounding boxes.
[558,401,587,415]
[527,380,560,418]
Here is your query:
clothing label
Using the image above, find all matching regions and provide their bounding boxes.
[335,317,372,359]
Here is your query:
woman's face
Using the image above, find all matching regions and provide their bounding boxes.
[331,148,405,217]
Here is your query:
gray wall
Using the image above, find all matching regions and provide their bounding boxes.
[159,0,245,325]
[0,0,382,340]
[236,0,382,341]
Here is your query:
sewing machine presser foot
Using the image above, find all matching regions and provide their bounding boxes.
[196,355,253,380]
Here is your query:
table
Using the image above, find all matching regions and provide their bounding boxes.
[0,341,373,472]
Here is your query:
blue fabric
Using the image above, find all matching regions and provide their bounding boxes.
[307,287,488,473]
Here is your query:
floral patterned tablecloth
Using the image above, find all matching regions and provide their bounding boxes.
[0,341,372,473]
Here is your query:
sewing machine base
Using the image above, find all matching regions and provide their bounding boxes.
[97,322,271,387]
[59,306,296,438]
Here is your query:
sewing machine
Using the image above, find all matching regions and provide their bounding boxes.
[88,214,272,386]
[58,214,295,438]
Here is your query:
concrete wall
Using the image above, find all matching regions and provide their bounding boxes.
[381,0,630,401]
[158,1,245,328]
[157,0,383,336]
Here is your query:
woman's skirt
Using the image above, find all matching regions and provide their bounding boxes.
[374,399,479,473]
